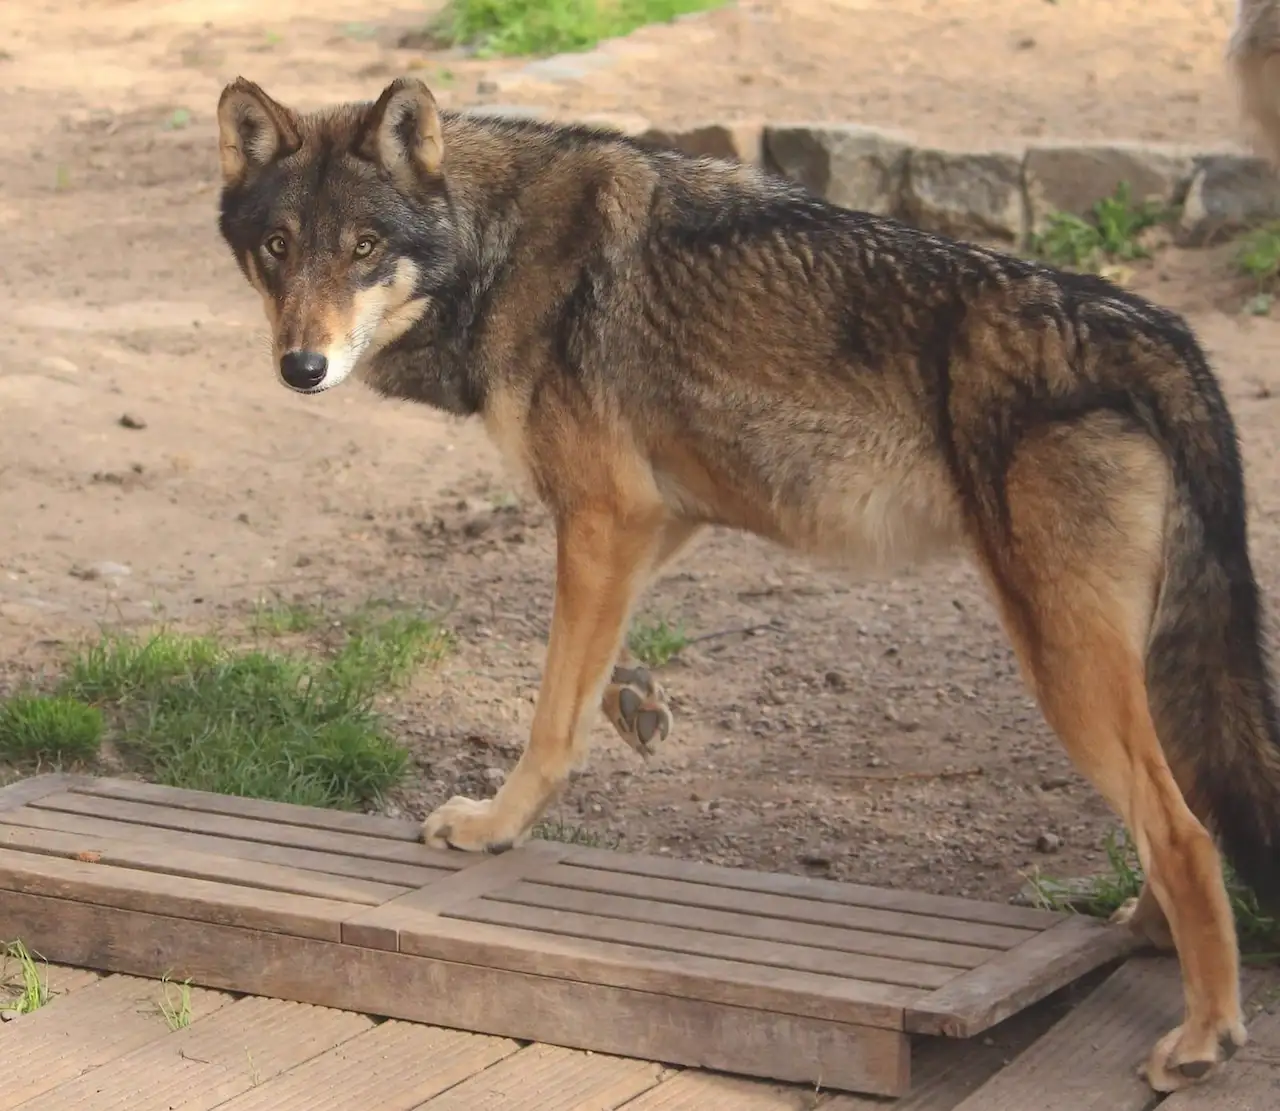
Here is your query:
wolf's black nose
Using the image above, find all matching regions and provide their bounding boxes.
[279,351,328,390]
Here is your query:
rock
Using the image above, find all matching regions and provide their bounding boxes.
[640,122,763,164]
[577,112,654,137]
[903,147,1027,243]
[483,766,506,786]
[0,1009,21,1022]
[1024,141,1196,232]
[1035,832,1063,854]
[1178,153,1280,245]
[518,51,616,84]
[1039,774,1072,791]
[69,560,131,581]
[764,123,912,215]
[475,78,499,95]
[118,412,146,430]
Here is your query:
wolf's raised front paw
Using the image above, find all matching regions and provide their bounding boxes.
[602,665,673,758]
[421,795,530,854]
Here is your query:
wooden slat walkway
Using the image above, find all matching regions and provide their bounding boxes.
[0,773,1136,1098]
[6,773,1276,1106]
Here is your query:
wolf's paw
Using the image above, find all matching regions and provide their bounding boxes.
[1141,1016,1247,1092]
[1109,894,1175,951]
[421,795,529,854]
[601,665,672,759]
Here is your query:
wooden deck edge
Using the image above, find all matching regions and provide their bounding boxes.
[0,887,913,1097]
[904,913,1142,1037]
[0,773,87,812]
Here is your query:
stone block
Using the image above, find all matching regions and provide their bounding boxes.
[903,148,1027,243]
[1178,153,1280,245]
[763,123,912,215]
[1024,141,1196,231]
[639,122,763,164]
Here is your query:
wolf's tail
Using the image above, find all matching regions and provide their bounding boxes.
[1142,345,1280,909]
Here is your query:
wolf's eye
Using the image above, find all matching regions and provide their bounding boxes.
[264,234,288,259]
[353,236,377,260]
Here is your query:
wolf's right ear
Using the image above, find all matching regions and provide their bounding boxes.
[217,78,301,187]
[354,78,444,182]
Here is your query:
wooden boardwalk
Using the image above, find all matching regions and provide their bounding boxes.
[1,774,1277,1108]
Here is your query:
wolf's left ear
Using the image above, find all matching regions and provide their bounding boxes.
[355,78,444,181]
[217,78,301,186]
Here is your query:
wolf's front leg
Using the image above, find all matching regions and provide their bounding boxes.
[422,506,667,853]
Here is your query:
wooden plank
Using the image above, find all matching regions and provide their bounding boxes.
[0,890,913,1095]
[521,863,1038,950]
[906,914,1140,1036]
[0,821,409,906]
[71,775,424,842]
[344,839,571,950]
[412,1043,665,1109]
[399,911,919,1028]
[33,963,102,1000]
[22,994,373,1110]
[617,1072,815,1109]
[1159,994,1280,1110]
[0,845,362,941]
[0,802,447,887]
[0,773,78,812]
[0,973,235,1110]
[490,881,998,968]
[207,1022,522,1111]
[949,957,1184,1111]
[563,846,1062,931]
[29,791,456,868]
[820,965,1103,1110]
[449,898,960,990]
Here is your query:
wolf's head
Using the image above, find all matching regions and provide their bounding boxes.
[216,77,460,395]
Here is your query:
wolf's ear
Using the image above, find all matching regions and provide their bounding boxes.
[217,78,301,186]
[355,78,444,181]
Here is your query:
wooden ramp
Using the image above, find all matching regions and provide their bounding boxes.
[0,773,1136,1099]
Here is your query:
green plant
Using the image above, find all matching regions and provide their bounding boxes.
[435,0,722,58]
[1025,828,1280,958]
[1237,222,1280,290]
[0,694,104,762]
[627,617,690,668]
[1,940,49,1015]
[157,974,193,1030]
[1032,182,1166,272]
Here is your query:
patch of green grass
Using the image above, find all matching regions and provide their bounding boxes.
[163,108,191,130]
[436,0,723,58]
[51,612,450,809]
[157,974,193,1030]
[1032,181,1167,273]
[1236,222,1280,295]
[1025,828,1280,958]
[627,617,690,668]
[0,694,104,763]
[1,940,49,1015]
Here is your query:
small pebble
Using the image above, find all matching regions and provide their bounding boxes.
[118,413,146,430]
[1036,832,1063,853]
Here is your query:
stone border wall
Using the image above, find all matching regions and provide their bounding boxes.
[466,106,1280,249]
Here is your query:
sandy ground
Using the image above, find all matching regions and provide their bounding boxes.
[1,0,1278,902]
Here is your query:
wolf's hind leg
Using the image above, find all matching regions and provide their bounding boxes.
[979,419,1244,1093]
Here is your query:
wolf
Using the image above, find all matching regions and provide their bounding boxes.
[1232,0,1280,162]
[215,75,1280,1091]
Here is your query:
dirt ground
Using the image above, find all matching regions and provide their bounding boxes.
[2,0,1279,903]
